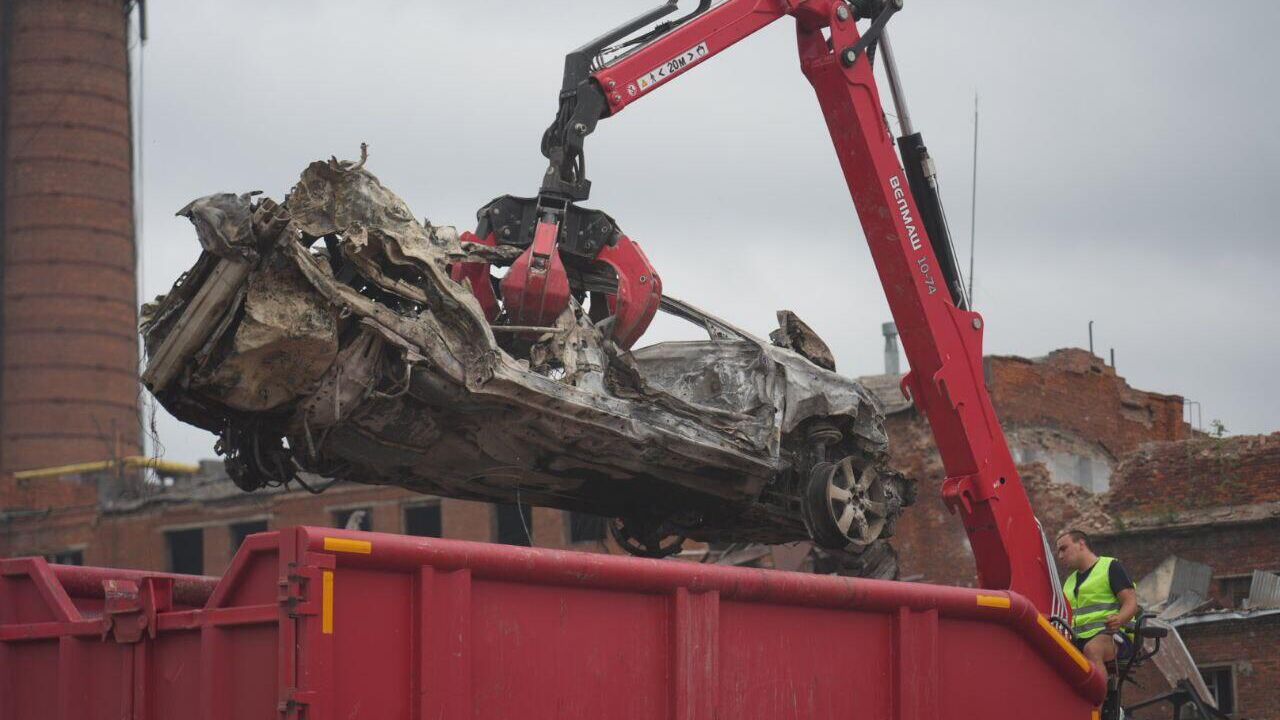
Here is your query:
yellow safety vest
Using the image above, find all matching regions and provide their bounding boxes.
[1063,556,1132,641]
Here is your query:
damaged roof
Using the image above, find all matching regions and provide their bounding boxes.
[1103,432,1280,529]
[855,372,912,416]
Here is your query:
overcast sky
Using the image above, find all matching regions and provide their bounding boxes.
[130,1,1280,463]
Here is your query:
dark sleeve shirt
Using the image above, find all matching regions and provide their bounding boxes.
[1071,558,1136,600]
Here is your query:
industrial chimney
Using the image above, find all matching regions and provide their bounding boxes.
[882,321,900,375]
[0,0,141,472]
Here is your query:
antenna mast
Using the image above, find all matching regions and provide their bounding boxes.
[968,93,978,305]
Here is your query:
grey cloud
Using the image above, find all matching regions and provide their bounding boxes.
[135,0,1279,462]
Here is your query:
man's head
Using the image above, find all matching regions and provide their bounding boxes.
[1055,529,1096,572]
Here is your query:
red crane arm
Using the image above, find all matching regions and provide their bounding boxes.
[792,8,1057,615]
[590,1,792,113]
[546,0,1058,615]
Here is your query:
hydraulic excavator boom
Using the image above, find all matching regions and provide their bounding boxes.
[459,0,1065,618]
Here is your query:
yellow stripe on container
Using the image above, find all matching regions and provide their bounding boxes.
[322,570,334,634]
[976,594,1011,609]
[324,537,372,554]
[1037,614,1091,674]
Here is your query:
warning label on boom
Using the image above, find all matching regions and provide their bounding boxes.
[637,42,710,93]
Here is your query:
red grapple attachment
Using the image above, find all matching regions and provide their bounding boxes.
[596,235,661,349]
[450,231,501,321]
[452,203,662,349]
[500,219,572,328]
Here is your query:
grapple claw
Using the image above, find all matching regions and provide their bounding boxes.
[500,219,571,328]
[450,231,501,321]
[595,235,661,349]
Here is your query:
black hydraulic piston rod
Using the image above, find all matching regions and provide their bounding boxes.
[879,31,970,310]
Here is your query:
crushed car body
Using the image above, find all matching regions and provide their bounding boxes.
[141,151,913,557]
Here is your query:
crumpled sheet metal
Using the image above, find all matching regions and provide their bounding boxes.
[196,256,338,412]
[630,340,887,449]
[177,191,261,262]
[143,152,900,545]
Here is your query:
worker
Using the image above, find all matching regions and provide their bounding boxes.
[1055,530,1140,668]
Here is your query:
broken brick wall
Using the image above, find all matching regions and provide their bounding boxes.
[888,349,1185,586]
[1,473,608,576]
[85,483,435,574]
[1107,434,1280,520]
[879,410,970,583]
[0,471,97,510]
[987,349,1187,461]
[1093,521,1280,609]
[0,472,100,561]
[1090,517,1280,586]
[1085,434,1280,719]
[1173,617,1280,720]
[1126,615,1280,720]
[1092,433,1280,606]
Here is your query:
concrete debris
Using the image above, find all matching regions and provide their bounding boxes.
[1006,426,1114,493]
[140,150,912,551]
[1018,462,1114,537]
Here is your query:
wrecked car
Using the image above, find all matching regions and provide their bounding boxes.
[141,151,913,557]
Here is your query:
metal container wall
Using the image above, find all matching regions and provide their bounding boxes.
[0,0,139,472]
[0,526,1106,719]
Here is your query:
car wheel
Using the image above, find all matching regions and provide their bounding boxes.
[804,456,891,549]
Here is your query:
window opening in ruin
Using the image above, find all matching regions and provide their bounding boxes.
[404,504,443,538]
[44,549,83,566]
[166,528,204,575]
[495,503,533,546]
[333,508,372,531]
[230,520,268,553]
[1199,666,1235,716]
[1217,574,1255,609]
[569,512,607,543]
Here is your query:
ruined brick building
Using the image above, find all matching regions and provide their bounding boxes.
[859,349,1279,719]
[0,464,614,575]
[863,348,1188,586]
[1095,435,1280,720]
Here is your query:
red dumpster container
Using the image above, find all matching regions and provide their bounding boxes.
[1,527,1105,719]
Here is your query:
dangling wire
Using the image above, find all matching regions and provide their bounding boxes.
[1038,518,1071,633]
[516,485,533,546]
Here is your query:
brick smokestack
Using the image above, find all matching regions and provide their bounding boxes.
[0,0,140,472]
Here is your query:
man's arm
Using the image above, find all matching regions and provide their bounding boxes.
[1105,560,1140,632]
[1106,588,1140,633]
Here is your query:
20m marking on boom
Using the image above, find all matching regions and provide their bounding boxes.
[636,42,710,92]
